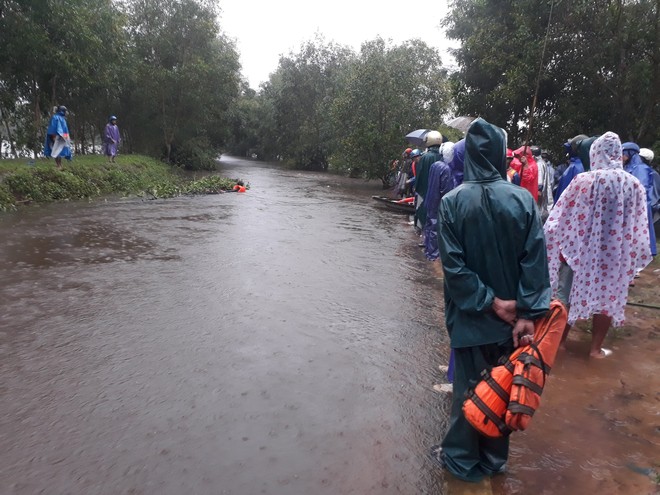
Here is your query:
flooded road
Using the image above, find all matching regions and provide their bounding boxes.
[0,156,450,494]
[1,156,658,495]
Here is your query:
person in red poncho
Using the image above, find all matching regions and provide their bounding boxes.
[511,146,539,201]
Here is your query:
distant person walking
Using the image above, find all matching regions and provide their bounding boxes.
[105,115,120,163]
[44,105,72,169]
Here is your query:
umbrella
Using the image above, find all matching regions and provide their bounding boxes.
[405,128,431,146]
[446,116,476,133]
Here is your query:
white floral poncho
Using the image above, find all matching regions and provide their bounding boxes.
[544,132,652,325]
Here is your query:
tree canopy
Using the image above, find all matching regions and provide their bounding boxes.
[2,0,658,174]
[444,0,660,154]
[0,0,241,169]
[226,37,452,179]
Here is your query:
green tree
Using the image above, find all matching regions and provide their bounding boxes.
[122,0,241,167]
[445,0,660,151]
[225,81,278,160]
[331,38,450,179]
[263,36,354,170]
[0,0,123,156]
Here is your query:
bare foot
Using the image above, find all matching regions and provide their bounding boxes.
[590,348,612,359]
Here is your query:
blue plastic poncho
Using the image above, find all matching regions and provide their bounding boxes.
[448,139,466,186]
[44,109,72,160]
[423,160,456,260]
[625,152,657,256]
[553,156,584,203]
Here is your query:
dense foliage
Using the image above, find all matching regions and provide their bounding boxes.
[2,0,657,178]
[0,0,241,169]
[0,155,247,210]
[444,0,660,155]
[226,36,452,179]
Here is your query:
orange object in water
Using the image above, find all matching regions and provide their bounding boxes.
[462,300,568,437]
[233,185,246,193]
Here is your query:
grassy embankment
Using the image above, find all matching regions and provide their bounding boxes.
[0,155,245,211]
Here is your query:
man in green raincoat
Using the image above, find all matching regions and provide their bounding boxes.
[414,130,443,231]
[431,118,551,482]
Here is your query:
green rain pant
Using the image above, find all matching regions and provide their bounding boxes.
[441,339,515,482]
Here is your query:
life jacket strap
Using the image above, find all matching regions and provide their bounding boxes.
[508,401,537,416]
[481,369,510,403]
[467,390,512,436]
[518,352,552,374]
[512,375,544,396]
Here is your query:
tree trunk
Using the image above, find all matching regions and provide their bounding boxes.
[1,109,18,158]
[32,78,41,159]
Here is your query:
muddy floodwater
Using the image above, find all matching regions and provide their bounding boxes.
[1,156,658,495]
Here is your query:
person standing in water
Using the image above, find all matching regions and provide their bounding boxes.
[431,118,550,482]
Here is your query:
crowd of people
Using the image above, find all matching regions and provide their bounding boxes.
[44,106,121,166]
[390,120,657,483]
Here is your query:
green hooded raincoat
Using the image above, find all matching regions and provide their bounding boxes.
[438,120,550,349]
[437,118,551,483]
[414,145,442,228]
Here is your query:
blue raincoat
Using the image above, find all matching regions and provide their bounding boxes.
[448,139,466,186]
[44,109,72,160]
[553,156,583,203]
[423,160,455,261]
[625,153,657,256]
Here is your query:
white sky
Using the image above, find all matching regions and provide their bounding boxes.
[219,0,458,89]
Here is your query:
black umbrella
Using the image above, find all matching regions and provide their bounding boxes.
[405,128,431,146]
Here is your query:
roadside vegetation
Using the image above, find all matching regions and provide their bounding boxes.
[1,0,658,184]
[0,155,246,212]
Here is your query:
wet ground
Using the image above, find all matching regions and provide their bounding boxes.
[0,156,658,494]
[496,257,660,495]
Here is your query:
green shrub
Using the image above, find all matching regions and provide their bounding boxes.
[0,155,247,209]
[184,176,241,194]
[0,183,15,211]
[170,137,218,171]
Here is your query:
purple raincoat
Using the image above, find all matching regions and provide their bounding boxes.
[105,123,120,157]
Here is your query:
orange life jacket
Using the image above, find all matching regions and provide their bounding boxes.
[462,300,568,437]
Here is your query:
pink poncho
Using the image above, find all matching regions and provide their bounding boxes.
[544,132,652,325]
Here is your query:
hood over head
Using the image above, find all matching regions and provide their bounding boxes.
[440,141,455,163]
[463,118,507,182]
[448,139,465,185]
[513,145,534,161]
[589,132,623,171]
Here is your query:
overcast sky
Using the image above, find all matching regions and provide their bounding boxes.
[219,0,457,89]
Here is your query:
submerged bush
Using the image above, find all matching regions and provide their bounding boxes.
[0,155,248,210]
[184,176,246,194]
